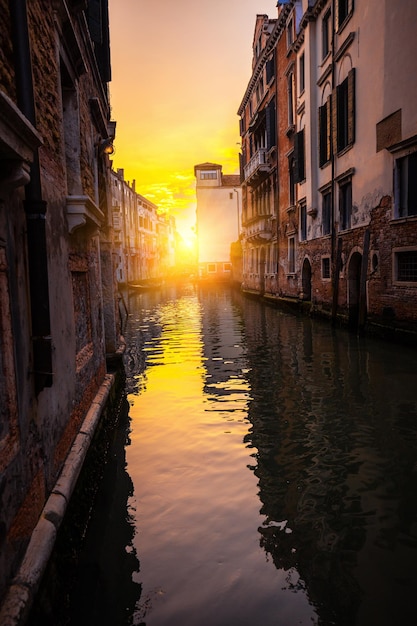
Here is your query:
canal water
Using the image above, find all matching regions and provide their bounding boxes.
[40,283,417,625]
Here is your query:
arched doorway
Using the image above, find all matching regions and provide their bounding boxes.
[348,252,362,328]
[301,258,312,301]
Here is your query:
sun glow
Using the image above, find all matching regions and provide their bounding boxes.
[108,0,270,240]
[176,228,198,272]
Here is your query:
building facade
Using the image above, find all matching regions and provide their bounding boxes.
[238,0,417,333]
[194,162,241,281]
[111,168,177,285]
[238,13,278,295]
[0,0,122,618]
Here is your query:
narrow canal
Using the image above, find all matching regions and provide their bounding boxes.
[35,283,417,625]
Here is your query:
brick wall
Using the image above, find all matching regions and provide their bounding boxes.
[0,0,115,603]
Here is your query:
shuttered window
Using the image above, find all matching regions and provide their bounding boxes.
[266,100,277,150]
[395,152,417,217]
[333,68,355,154]
[299,53,305,93]
[288,73,295,126]
[289,155,296,206]
[339,179,352,230]
[319,95,332,166]
[266,56,275,84]
[293,129,305,183]
[322,189,332,235]
[322,10,331,59]
[299,200,307,241]
[87,0,102,43]
[288,237,295,273]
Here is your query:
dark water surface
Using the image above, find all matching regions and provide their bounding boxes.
[68,284,417,625]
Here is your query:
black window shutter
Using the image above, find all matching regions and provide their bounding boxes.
[319,104,327,166]
[266,57,275,84]
[336,81,344,150]
[293,129,305,183]
[347,67,355,146]
[326,95,332,160]
[266,101,277,150]
[87,0,102,43]
[332,87,338,155]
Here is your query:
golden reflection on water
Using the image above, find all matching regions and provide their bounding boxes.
[125,290,315,626]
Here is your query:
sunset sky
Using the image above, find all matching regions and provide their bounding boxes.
[108,0,279,238]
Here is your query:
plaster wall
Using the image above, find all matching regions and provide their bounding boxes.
[196,186,239,263]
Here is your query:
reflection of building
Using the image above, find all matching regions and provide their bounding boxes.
[30,401,142,624]
[238,0,417,334]
[240,294,417,625]
[194,162,241,281]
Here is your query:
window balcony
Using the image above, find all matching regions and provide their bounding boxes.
[243,148,270,184]
[245,216,273,244]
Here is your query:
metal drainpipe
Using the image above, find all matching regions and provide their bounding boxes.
[331,0,336,261]
[9,0,53,393]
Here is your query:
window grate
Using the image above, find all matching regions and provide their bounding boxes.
[322,257,331,279]
[397,251,417,282]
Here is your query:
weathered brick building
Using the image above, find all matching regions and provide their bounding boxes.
[0,0,122,621]
[111,167,177,285]
[238,0,417,336]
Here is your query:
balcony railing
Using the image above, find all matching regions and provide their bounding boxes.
[245,217,273,243]
[244,148,270,183]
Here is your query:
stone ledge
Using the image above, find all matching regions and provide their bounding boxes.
[0,374,115,626]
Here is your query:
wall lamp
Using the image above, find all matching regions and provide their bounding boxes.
[99,137,115,156]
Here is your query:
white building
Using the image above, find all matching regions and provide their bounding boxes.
[194,162,241,280]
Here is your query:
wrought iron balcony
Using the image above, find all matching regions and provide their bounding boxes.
[243,148,270,184]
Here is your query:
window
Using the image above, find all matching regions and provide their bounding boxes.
[299,53,305,93]
[319,95,331,166]
[266,99,277,150]
[299,200,307,241]
[208,263,216,273]
[394,152,417,217]
[337,0,354,30]
[255,35,262,59]
[223,263,232,272]
[322,188,332,235]
[339,179,352,230]
[322,9,331,59]
[287,72,295,127]
[294,129,305,183]
[288,236,295,273]
[322,257,331,279]
[336,69,355,153]
[288,155,296,206]
[287,18,294,48]
[266,56,275,84]
[395,250,417,282]
[200,171,217,180]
